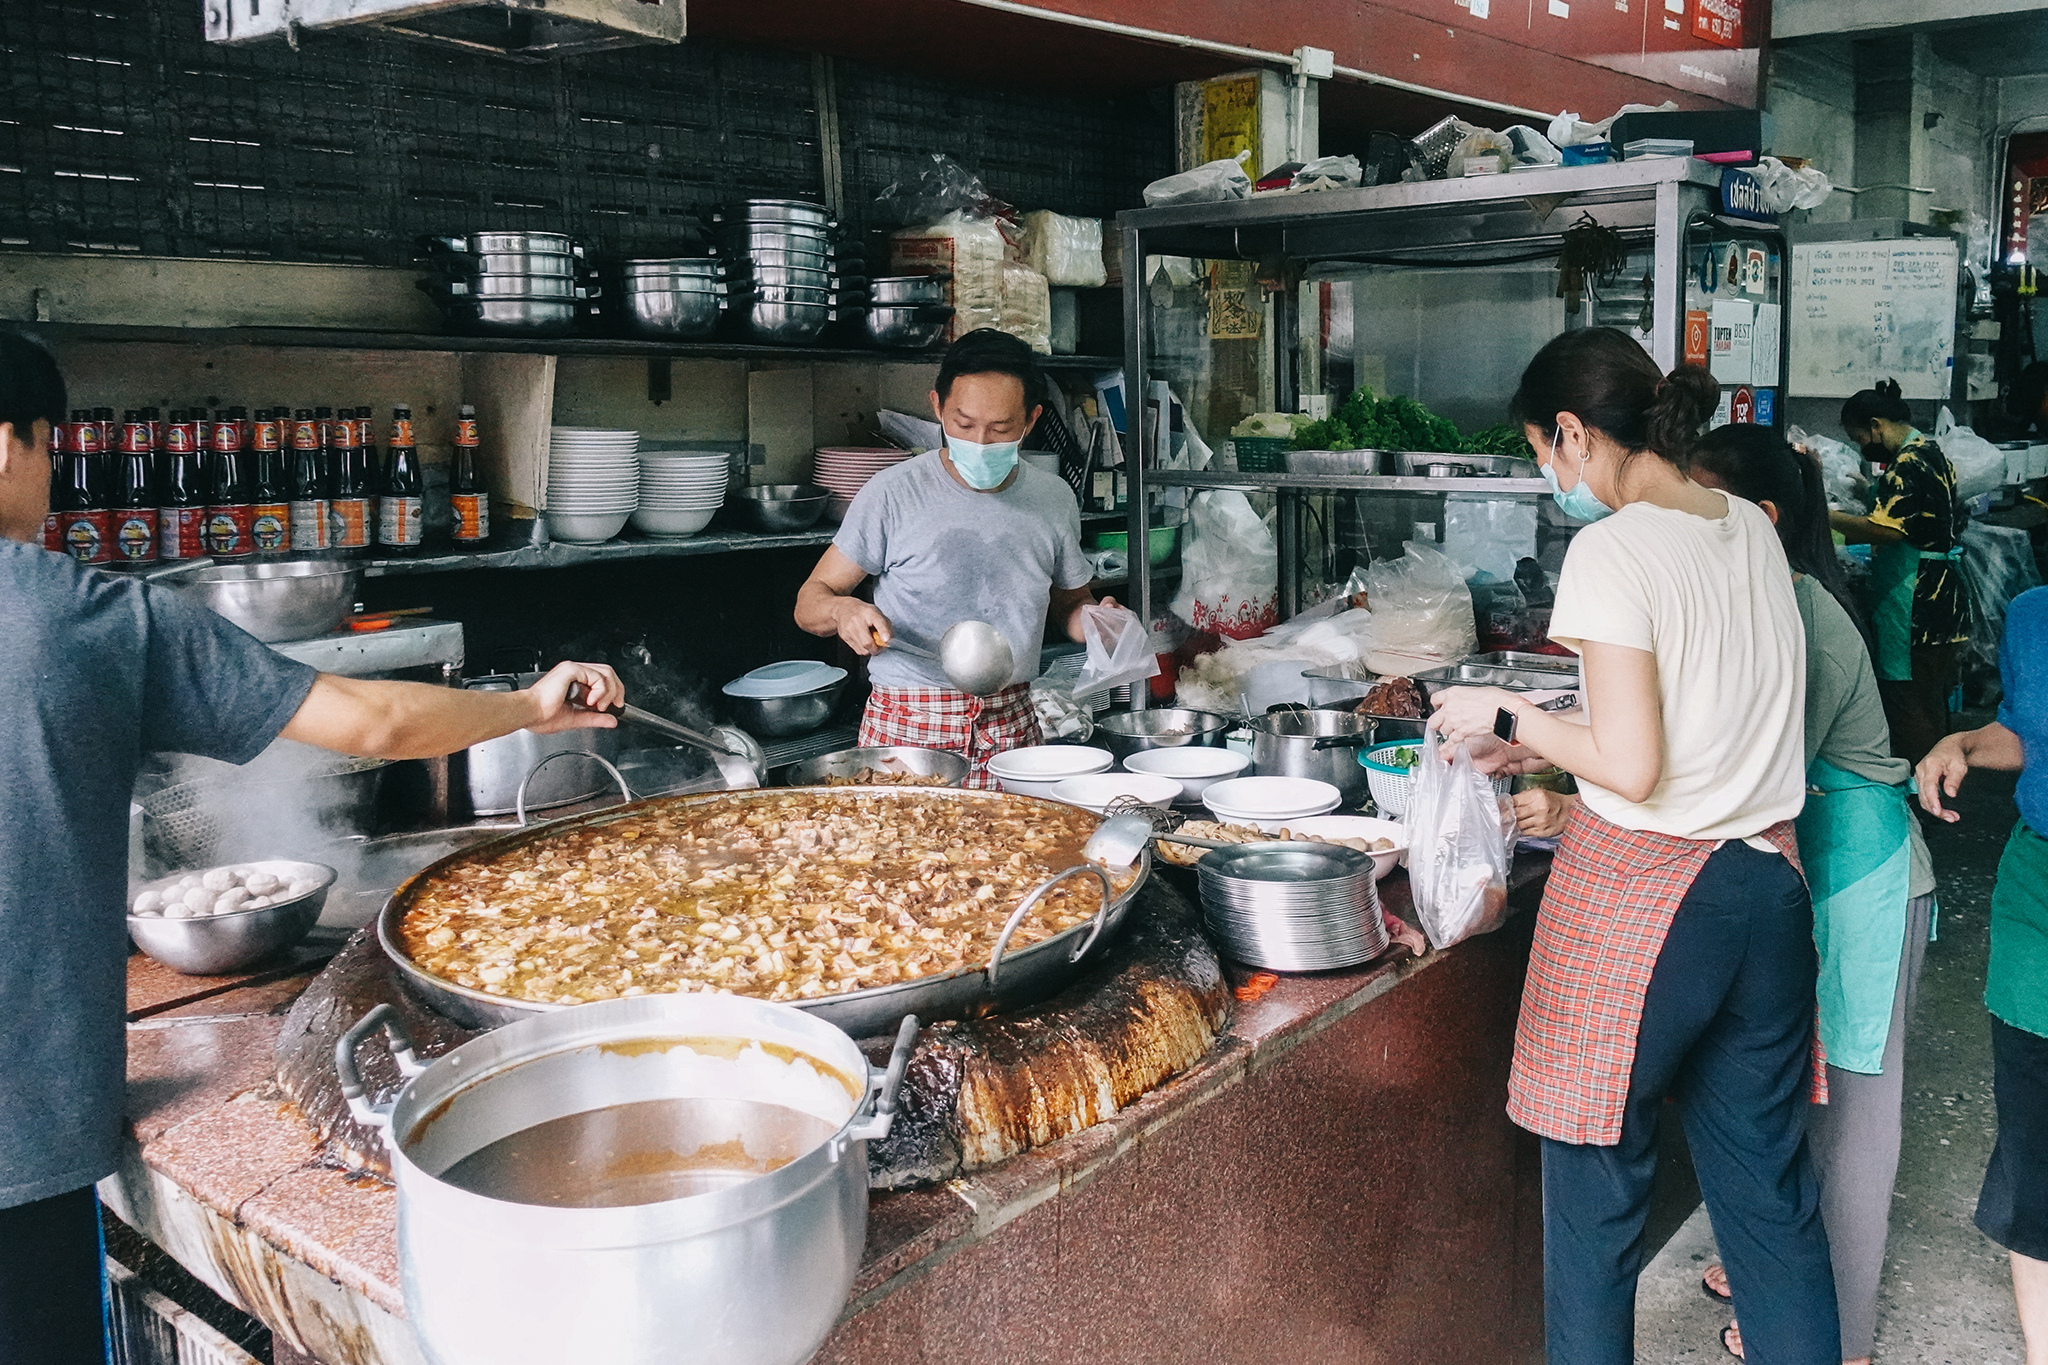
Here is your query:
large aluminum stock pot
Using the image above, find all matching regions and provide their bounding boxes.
[338,996,919,1365]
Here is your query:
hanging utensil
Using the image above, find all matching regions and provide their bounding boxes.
[567,684,765,789]
[870,620,1015,697]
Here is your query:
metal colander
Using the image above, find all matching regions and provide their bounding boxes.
[141,759,388,870]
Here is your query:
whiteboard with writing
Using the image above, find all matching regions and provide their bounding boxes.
[1788,238,1958,399]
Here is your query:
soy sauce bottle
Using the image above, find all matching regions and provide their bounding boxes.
[54,416,111,565]
[110,412,158,567]
[202,408,253,559]
[377,405,423,552]
[158,410,208,563]
[287,409,330,552]
[248,410,289,554]
[329,408,372,554]
[450,404,489,545]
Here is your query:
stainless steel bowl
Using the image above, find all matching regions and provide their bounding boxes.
[464,230,575,255]
[782,746,968,788]
[863,303,952,349]
[736,264,837,291]
[622,256,725,276]
[868,274,949,304]
[719,226,834,253]
[448,296,579,335]
[472,250,579,277]
[1091,708,1233,760]
[741,282,835,303]
[730,483,831,532]
[623,287,725,338]
[736,296,833,344]
[453,273,579,298]
[743,246,837,271]
[154,559,361,642]
[717,199,833,227]
[724,676,846,737]
[127,860,334,974]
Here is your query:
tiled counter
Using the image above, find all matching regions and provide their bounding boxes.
[107,863,1548,1365]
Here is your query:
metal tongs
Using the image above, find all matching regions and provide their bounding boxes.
[567,683,767,790]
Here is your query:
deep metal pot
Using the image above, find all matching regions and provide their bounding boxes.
[444,296,579,335]
[338,996,918,1365]
[152,558,361,642]
[735,296,834,345]
[714,198,833,227]
[378,787,1149,1034]
[463,672,623,815]
[863,302,952,349]
[722,675,846,738]
[735,264,837,292]
[1250,708,1373,807]
[781,746,968,788]
[622,288,726,339]
[471,251,580,277]
[1091,707,1232,761]
[450,273,580,298]
[741,246,836,271]
[867,274,949,304]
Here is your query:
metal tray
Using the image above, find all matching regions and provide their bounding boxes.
[1409,662,1582,694]
[377,786,1149,1038]
[1465,651,1580,675]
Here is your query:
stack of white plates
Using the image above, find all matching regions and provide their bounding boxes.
[546,427,640,543]
[813,447,914,522]
[1197,842,1389,972]
[634,452,731,538]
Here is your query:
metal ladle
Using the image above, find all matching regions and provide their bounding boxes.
[873,620,1015,697]
[566,684,766,789]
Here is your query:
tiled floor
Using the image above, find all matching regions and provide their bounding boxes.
[1636,761,2031,1363]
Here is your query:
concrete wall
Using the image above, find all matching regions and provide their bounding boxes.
[1766,39,1861,225]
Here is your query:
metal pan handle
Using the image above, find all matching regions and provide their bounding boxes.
[513,750,632,827]
[1310,733,1374,751]
[840,1014,921,1150]
[334,1003,425,1139]
[986,863,1114,988]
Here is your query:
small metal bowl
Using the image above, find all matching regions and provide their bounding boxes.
[127,860,335,975]
[782,746,968,788]
[730,483,831,533]
[723,677,847,737]
[1092,707,1234,760]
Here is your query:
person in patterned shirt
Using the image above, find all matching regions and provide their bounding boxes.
[1830,378,1972,762]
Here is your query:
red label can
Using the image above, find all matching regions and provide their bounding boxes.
[112,509,159,565]
[60,509,113,565]
[203,504,255,557]
[160,507,207,561]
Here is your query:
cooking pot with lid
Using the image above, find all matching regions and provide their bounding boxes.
[463,670,622,816]
[338,997,919,1365]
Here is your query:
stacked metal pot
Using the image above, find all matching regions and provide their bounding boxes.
[711,199,861,345]
[614,256,728,339]
[865,274,955,350]
[417,232,598,336]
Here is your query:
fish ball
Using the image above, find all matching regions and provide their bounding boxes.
[163,904,192,919]
[200,868,235,892]
[243,872,282,897]
[131,890,162,915]
[214,888,252,915]
[181,886,214,911]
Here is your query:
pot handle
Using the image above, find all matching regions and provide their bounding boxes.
[986,863,1114,988]
[840,1014,921,1149]
[513,751,633,826]
[1310,733,1374,750]
[334,1004,426,1136]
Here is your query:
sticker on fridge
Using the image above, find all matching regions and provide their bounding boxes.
[1750,302,1781,385]
[1709,298,1755,385]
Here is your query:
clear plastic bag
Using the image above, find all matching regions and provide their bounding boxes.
[1360,542,1478,675]
[1020,210,1107,287]
[1289,154,1363,191]
[1959,521,2046,670]
[1074,602,1161,697]
[1405,733,1516,950]
[873,153,1014,227]
[1935,407,2008,501]
[1143,154,1252,208]
[1170,490,1279,639]
[1750,156,1833,213]
[1788,425,1868,510]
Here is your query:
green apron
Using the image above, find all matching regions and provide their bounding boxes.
[1796,757,1914,1074]
[1987,822,2048,1039]
[1869,542,1964,683]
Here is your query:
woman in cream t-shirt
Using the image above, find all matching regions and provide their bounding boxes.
[1430,328,1834,1365]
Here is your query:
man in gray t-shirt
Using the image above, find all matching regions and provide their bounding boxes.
[0,333,626,1365]
[795,330,1105,785]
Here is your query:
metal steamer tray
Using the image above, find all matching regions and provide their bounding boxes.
[377,786,1151,1038]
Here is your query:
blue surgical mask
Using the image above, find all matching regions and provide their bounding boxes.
[1543,430,1615,522]
[944,435,1021,490]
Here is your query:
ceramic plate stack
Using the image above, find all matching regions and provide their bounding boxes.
[634,452,730,539]
[813,447,915,522]
[546,427,640,544]
[1197,842,1390,972]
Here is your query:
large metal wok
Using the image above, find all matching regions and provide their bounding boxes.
[377,786,1151,1037]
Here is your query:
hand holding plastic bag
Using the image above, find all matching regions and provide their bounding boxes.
[1073,602,1161,698]
[1405,733,1516,950]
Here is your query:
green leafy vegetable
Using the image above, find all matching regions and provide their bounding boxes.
[1290,387,1528,457]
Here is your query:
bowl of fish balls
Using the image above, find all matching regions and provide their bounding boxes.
[127,860,336,975]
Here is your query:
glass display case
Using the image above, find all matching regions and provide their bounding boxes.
[1114,157,1789,672]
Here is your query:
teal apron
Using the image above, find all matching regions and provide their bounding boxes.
[1869,542,1964,682]
[1796,757,1914,1074]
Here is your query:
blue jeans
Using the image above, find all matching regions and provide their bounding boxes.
[0,1185,107,1365]
[1540,840,1839,1365]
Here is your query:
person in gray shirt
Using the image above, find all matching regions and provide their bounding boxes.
[795,330,1108,786]
[0,332,625,1365]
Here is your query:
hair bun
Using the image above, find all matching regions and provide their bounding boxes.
[1877,377,1902,401]
[1642,364,1720,463]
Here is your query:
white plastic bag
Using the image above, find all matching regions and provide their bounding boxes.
[1170,490,1279,640]
[1547,100,1678,150]
[1504,125,1562,167]
[1788,425,1868,511]
[1020,210,1106,288]
[1750,156,1833,214]
[1289,154,1363,191]
[1143,154,1252,208]
[1074,602,1161,698]
[1959,521,2045,670]
[1935,407,2008,501]
[1360,542,1478,675]
[1405,733,1516,950]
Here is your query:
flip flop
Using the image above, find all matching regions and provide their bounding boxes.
[1720,1323,1745,1360]
[1700,1269,1733,1304]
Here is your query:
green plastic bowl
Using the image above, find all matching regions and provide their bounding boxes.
[1091,525,1179,566]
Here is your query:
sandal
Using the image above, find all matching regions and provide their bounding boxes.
[1720,1322,1745,1360]
[1700,1264,1733,1304]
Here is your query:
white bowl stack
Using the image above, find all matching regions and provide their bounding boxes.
[1202,776,1343,831]
[634,452,731,539]
[987,745,1113,799]
[546,427,640,544]
[813,447,915,522]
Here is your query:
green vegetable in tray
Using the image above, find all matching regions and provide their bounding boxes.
[1458,424,1538,459]
[1289,386,1527,458]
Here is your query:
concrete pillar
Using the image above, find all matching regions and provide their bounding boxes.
[1853,33,1935,222]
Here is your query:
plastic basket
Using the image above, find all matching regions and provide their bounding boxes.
[1232,437,1292,472]
[1360,741,1511,820]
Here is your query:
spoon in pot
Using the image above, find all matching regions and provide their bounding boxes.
[871,620,1016,697]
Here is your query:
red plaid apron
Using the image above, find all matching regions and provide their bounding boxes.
[1508,806,1810,1146]
[857,683,1042,790]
